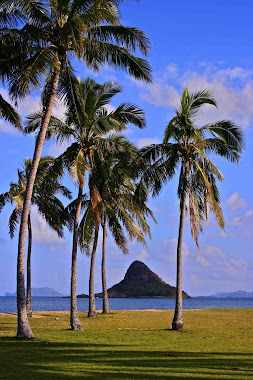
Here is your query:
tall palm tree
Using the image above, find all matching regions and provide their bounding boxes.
[0,0,151,338]
[0,156,71,317]
[140,88,244,331]
[86,138,155,314]
[0,94,21,129]
[26,77,147,328]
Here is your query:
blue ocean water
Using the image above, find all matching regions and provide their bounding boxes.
[1,297,253,314]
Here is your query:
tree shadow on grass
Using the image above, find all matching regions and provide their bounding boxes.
[0,338,252,379]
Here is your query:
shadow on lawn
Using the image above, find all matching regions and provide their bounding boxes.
[0,338,252,379]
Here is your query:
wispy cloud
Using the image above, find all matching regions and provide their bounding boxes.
[0,86,66,135]
[137,137,161,148]
[227,192,247,211]
[229,208,253,228]
[138,63,253,127]
[31,206,64,244]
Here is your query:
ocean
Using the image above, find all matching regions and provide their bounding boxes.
[1,297,253,314]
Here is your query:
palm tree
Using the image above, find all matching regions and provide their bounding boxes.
[140,88,244,331]
[0,156,71,317]
[85,137,155,314]
[26,77,147,328]
[0,0,151,338]
[0,94,21,129]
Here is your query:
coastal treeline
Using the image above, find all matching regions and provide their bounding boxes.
[0,0,243,339]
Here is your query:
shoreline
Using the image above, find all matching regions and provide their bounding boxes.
[1,307,253,316]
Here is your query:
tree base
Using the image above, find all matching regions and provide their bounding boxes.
[70,317,83,331]
[88,310,97,318]
[17,320,35,339]
[172,320,183,331]
[102,308,110,314]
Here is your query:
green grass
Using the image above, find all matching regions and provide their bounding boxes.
[0,309,252,379]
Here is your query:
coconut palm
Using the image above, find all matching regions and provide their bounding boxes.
[84,137,155,314]
[140,88,244,331]
[25,77,147,328]
[0,156,71,317]
[0,94,21,129]
[0,0,151,338]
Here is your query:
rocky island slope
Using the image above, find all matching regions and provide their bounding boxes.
[78,260,190,298]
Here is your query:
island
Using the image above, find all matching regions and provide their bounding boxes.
[5,287,67,297]
[205,290,253,299]
[78,260,190,298]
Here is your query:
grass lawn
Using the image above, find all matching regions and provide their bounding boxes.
[0,308,252,379]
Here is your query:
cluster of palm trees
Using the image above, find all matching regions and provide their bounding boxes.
[0,0,243,339]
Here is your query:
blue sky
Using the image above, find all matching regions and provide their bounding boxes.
[0,0,253,297]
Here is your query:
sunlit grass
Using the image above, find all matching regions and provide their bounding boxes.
[0,308,252,379]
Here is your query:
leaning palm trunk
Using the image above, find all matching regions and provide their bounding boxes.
[88,228,99,318]
[26,213,32,318]
[17,62,61,339]
[70,186,83,331]
[102,219,110,314]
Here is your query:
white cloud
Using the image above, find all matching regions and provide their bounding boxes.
[193,244,252,281]
[104,104,116,114]
[0,119,22,135]
[196,256,210,267]
[163,238,192,262]
[0,86,66,135]
[52,100,66,120]
[137,137,160,148]
[203,245,226,259]
[225,258,249,277]
[31,206,64,244]
[141,83,180,108]
[182,68,253,127]
[139,64,253,127]
[0,88,29,135]
[17,96,41,118]
[227,192,246,211]
[241,230,252,238]
[230,216,243,227]
[47,141,70,157]
[245,209,253,217]
[155,236,252,295]
[229,208,253,228]
[137,249,149,259]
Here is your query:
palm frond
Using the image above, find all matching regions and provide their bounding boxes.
[203,120,244,154]
[78,202,96,255]
[0,94,21,129]
[80,39,152,83]
[9,207,21,238]
[86,25,150,56]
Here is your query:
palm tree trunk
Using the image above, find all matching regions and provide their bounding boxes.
[70,186,83,331]
[102,219,110,314]
[172,196,186,331]
[16,61,61,339]
[88,228,99,318]
[26,213,32,318]
[172,164,189,331]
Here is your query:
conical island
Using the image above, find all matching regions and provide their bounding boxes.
[78,261,190,298]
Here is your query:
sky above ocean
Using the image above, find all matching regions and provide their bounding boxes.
[0,0,252,297]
